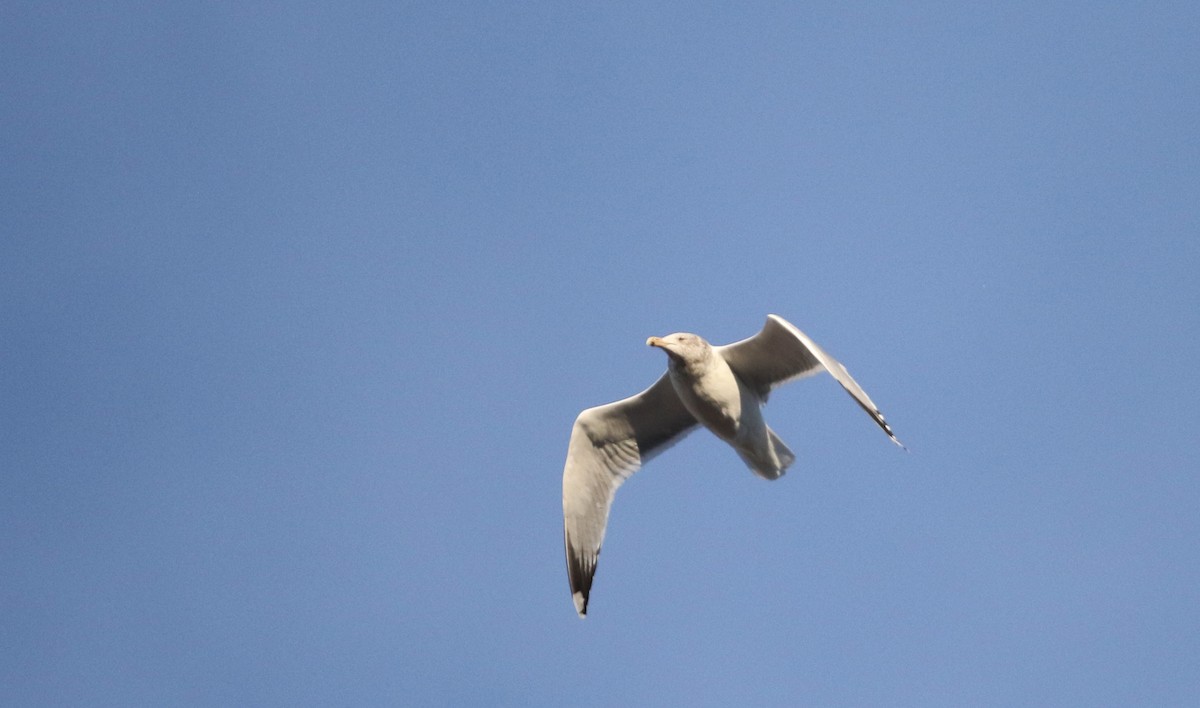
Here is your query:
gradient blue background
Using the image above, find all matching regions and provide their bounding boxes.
[3,3,1198,705]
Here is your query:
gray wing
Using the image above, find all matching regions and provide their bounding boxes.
[562,373,697,617]
[716,314,904,448]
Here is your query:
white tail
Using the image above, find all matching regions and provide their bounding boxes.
[737,426,795,481]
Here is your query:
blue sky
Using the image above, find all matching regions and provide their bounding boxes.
[3,2,1198,705]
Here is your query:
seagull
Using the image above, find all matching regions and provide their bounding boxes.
[561,314,903,617]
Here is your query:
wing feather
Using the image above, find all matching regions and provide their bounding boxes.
[562,374,697,617]
[717,314,904,448]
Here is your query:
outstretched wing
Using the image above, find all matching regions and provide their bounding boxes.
[562,374,698,617]
[716,314,904,448]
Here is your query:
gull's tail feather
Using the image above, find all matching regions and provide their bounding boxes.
[769,427,795,471]
[737,427,795,481]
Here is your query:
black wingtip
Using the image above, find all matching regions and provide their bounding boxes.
[565,539,596,618]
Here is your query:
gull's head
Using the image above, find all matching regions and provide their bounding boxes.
[647,332,709,365]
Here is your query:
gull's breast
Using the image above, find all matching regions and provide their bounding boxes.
[668,359,742,441]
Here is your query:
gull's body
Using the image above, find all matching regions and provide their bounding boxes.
[561,314,903,617]
[659,333,792,479]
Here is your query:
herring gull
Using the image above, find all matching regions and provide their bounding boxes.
[561,314,903,617]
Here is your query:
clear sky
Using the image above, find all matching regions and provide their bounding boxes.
[3,3,1198,706]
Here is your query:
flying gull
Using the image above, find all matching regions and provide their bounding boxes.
[561,314,903,617]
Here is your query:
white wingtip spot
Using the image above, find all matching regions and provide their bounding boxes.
[573,592,587,618]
